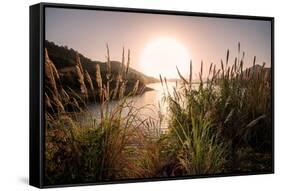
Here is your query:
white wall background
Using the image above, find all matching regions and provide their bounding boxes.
[0,0,279,190]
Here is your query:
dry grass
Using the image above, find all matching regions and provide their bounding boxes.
[45,46,162,184]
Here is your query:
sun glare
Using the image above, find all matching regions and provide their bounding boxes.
[139,37,189,79]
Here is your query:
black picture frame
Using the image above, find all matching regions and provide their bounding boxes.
[30,2,274,188]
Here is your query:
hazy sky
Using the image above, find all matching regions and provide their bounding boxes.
[46,7,271,78]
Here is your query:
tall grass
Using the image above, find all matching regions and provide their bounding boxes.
[162,43,272,174]
[45,43,272,184]
[45,46,163,184]
[161,61,227,175]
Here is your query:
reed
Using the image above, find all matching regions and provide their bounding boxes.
[45,46,162,184]
[45,42,272,184]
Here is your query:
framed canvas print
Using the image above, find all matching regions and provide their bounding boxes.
[29,3,274,188]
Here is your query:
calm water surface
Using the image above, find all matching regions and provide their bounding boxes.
[87,82,176,130]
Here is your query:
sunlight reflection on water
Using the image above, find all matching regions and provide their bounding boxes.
[87,82,175,130]
[87,82,200,133]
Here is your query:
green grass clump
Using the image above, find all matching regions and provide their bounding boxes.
[162,43,272,174]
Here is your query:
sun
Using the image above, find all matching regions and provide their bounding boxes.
[139,37,190,79]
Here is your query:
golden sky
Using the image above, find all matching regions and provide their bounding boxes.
[46,7,271,78]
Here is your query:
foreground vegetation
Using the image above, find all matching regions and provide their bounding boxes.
[45,43,272,185]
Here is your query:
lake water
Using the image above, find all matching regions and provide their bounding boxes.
[87,82,176,131]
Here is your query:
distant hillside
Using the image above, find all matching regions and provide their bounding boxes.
[243,64,271,81]
[45,41,159,85]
